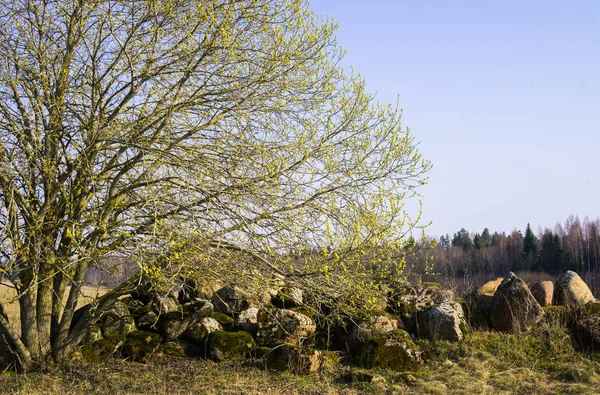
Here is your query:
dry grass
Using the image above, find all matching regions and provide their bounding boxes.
[1,323,599,394]
[0,283,108,334]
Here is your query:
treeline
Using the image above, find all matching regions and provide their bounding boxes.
[410,215,600,279]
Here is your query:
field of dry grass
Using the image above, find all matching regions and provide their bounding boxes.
[0,283,108,334]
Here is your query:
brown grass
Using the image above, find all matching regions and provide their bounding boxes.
[0,283,108,334]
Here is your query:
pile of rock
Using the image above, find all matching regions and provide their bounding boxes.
[70,269,600,375]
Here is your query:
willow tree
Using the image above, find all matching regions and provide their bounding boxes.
[0,0,430,370]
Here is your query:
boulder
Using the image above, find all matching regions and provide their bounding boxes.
[419,301,466,342]
[80,335,125,362]
[357,329,421,371]
[466,277,503,328]
[207,330,255,361]
[185,317,222,343]
[272,283,303,308]
[178,277,222,304]
[263,345,322,375]
[388,282,454,333]
[554,271,594,309]
[530,281,554,307]
[152,293,179,315]
[99,300,136,338]
[257,308,316,347]
[81,324,103,345]
[156,300,213,341]
[573,301,600,352]
[346,315,398,352]
[213,312,235,331]
[156,342,186,358]
[121,330,162,362]
[489,273,544,332]
[137,311,159,330]
[235,307,259,337]
[211,287,255,315]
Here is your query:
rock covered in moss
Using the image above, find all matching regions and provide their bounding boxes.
[387,283,454,332]
[573,300,600,352]
[152,293,179,315]
[156,342,186,358]
[121,330,162,362]
[530,281,554,307]
[213,312,235,331]
[156,300,213,341]
[257,308,316,347]
[99,300,136,338]
[207,330,255,361]
[185,317,222,343]
[80,335,125,362]
[345,315,398,352]
[555,271,595,309]
[235,308,259,337]
[211,287,255,315]
[357,329,421,371]
[489,273,544,333]
[419,301,466,342]
[263,345,322,375]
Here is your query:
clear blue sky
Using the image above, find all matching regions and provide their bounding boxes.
[310,0,600,237]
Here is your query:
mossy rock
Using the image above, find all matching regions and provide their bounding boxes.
[357,329,421,371]
[79,334,125,363]
[213,312,235,331]
[207,330,255,362]
[121,330,162,362]
[263,345,323,375]
[156,342,186,358]
[253,346,274,360]
[288,307,318,320]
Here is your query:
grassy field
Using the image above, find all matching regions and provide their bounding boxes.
[0,322,598,394]
[0,283,108,334]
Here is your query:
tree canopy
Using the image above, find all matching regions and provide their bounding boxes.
[0,0,430,370]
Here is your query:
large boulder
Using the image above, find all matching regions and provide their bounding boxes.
[207,330,255,361]
[152,293,179,315]
[345,315,398,352]
[530,281,554,307]
[99,300,136,338]
[121,330,162,362]
[554,271,594,309]
[185,317,222,343]
[388,282,454,333]
[257,308,316,347]
[156,300,213,341]
[234,308,259,337]
[466,277,503,328]
[489,273,544,332]
[573,300,600,352]
[419,301,466,342]
[178,277,222,304]
[211,287,257,315]
[263,345,323,375]
[357,329,421,371]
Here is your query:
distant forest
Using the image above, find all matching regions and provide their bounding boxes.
[408,216,600,286]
